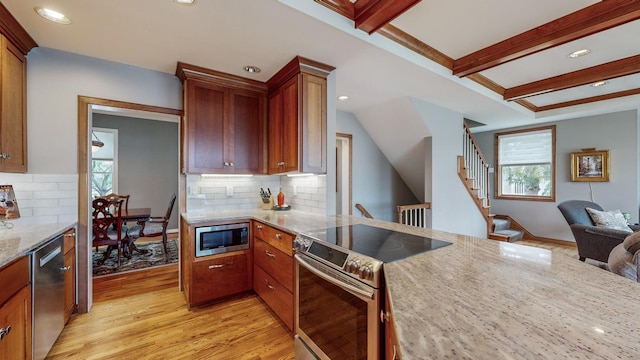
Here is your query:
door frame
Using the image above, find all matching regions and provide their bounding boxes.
[77,96,182,313]
[336,133,352,215]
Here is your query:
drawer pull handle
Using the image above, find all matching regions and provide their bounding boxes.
[0,153,11,160]
[60,266,72,272]
[264,279,276,291]
[275,233,282,240]
[265,250,276,258]
[209,264,225,269]
[0,325,11,341]
[256,225,263,230]
[64,233,76,237]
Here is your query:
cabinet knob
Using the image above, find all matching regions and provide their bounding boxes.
[0,325,11,341]
[256,225,263,230]
[278,161,285,166]
[60,266,72,272]
[275,233,282,240]
[229,162,234,167]
[0,153,10,160]
[380,309,390,323]
[65,233,76,237]
[224,161,230,166]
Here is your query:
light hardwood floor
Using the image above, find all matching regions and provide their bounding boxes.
[47,237,586,359]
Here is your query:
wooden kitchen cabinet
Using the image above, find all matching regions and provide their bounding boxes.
[63,227,76,323]
[0,257,32,360]
[177,62,267,174]
[252,221,295,331]
[0,34,27,173]
[384,287,401,360]
[267,56,334,175]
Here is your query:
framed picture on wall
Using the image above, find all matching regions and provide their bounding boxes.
[570,149,609,182]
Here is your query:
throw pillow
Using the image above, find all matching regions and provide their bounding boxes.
[623,231,640,253]
[585,207,633,233]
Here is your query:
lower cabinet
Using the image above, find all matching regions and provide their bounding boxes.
[384,287,401,360]
[0,257,32,360]
[252,222,295,331]
[190,251,252,307]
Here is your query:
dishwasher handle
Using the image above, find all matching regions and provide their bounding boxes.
[39,246,62,268]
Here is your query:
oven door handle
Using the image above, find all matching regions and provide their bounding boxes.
[295,254,374,300]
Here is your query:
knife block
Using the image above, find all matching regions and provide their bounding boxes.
[260,195,274,210]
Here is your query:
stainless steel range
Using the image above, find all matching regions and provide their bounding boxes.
[293,224,452,360]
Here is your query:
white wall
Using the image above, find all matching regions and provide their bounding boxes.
[473,110,639,241]
[26,47,182,174]
[336,111,417,221]
[411,97,487,237]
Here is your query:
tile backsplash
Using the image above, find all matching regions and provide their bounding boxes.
[186,174,327,215]
[0,173,78,225]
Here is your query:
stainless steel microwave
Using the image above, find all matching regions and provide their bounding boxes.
[195,222,250,257]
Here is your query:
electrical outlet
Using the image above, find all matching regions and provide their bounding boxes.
[226,185,233,196]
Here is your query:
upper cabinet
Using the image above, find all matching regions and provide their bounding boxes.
[176,62,267,174]
[267,57,334,175]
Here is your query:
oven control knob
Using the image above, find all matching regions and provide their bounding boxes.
[293,237,310,252]
[360,264,373,280]
[346,258,361,274]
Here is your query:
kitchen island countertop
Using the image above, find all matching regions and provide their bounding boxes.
[184,210,640,359]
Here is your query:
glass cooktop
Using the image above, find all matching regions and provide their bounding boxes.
[303,224,452,263]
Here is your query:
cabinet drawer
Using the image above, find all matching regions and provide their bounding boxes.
[253,222,294,256]
[63,228,76,254]
[0,256,29,306]
[254,239,293,293]
[254,266,293,331]
[191,252,250,306]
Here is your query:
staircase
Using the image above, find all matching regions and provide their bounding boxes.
[458,121,524,241]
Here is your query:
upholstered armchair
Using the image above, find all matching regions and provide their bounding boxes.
[608,237,640,283]
[557,200,640,263]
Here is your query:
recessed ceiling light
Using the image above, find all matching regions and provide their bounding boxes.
[337,95,349,101]
[174,0,197,5]
[243,66,261,74]
[568,49,591,58]
[34,7,71,24]
[591,81,608,87]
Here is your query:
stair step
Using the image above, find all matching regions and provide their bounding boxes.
[493,218,511,231]
[494,229,524,242]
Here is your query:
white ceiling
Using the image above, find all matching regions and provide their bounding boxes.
[3,0,639,132]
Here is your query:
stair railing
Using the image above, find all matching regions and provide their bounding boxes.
[355,203,374,219]
[397,203,431,228]
[462,122,491,209]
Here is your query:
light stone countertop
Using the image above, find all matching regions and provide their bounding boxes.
[0,221,77,267]
[185,211,640,359]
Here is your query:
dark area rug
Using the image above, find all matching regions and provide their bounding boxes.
[93,239,179,277]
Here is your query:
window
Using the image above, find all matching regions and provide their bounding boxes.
[495,125,555,201]
[91,128,118,197]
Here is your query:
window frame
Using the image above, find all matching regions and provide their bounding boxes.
[494,125,556,202]
[91,127,118,197]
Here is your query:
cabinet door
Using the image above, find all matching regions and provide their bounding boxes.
[254,266,293,331]
[301,74,327,174]
[0,36,27,173]
[228,89,265,173]
[267,88,284,174]
[385,288,400,360]
[63,250,75,323]
[0,285,32,360]
[185,79,226,173]
[190,252,250,306]
[281,76,300,173]
[254,239,293,293]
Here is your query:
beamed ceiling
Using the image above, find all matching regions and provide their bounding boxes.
[2,0,640,131]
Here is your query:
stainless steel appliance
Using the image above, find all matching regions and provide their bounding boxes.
[293,224,452,360]
[32,234,68,360]
[194,222,250,257]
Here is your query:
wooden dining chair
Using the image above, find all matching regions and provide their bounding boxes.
[92,198,129,266]
[129,193,177,257]
[101,193,130,212]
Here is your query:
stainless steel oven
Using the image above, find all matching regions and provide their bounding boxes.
[294,236,382,360]
[194,222,249,257]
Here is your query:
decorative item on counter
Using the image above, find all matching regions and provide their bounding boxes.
[0,185,19,228]
[273,187,291,211]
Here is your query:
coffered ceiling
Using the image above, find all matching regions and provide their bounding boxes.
[2,0,640,131]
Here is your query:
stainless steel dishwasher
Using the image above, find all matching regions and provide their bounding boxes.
[32,234,67,360]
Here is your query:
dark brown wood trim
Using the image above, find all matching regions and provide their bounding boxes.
[453,0,640,77]
[314,0,354,19]
[515,99,539,112]
[176,62,268,93]
[377,24,454,69]
[0,2,37,55]
[355,0,421,34]
[504,54,640,101]
[266,56,335,91]
[493,214,576,246]
[536,87,640,112]
[467,73,504,95]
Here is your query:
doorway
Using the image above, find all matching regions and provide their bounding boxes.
[77,96,181,313]
[336,133,352,215]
